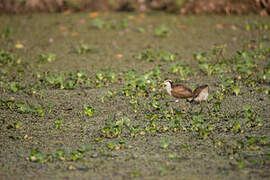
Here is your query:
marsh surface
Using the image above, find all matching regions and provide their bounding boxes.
[0,13,269,179]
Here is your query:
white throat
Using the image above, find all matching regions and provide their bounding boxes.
[165,83,172,96]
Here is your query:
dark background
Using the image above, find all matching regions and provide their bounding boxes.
[0,0,269,15]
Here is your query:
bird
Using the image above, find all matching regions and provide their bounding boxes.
[163,79,193,103]
[163,80,209,112]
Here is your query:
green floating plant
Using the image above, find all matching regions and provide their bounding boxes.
[73,43,99,54]
[234,50,257,75]
[170,63,190,80]
[0,50,19,66]
[29,148,47,163]
[136,49,176,62]
[92,18,104,29]
[54,118,62,129]
[246,22,270,31]
[84,104,95,116]
[37,71,91,89]
[1,26,13,39]
[155,25,170,37]
[38,53,56,64]
[160,138,170,149]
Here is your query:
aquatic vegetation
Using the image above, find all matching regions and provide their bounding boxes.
[233,50,257,75]
[154,25,170,37]
[242,106,263,128]
[120,18,129,29]
[92,18,104,29]
[84,104,95,116]
[217,75,241,96]
[29,148,47,163]
[246,22,270,31]
[0,13,269,180]
[94,71,116,87]
[0,50,19,66]
[38,53,56,64]
[29,145,91,163]
[54,118,62,129]
[169,63,191,80]
[160,138,170,149]
[1,26,13,39]
[100,90,118,102]
[8,81,25,93]
[136,49,156,62]
[36,71,91,89]
[194,45,231,76]
[73,43,99,54]
[136,49,176,62]
[92,17,129,30]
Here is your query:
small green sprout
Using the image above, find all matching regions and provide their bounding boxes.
[53,149,65,161]
[54,118,62,129]
[170,63,190,80]
[1,26,13,39]
[137,49,155,62]
[237,160,245,169]
[14,121,21,129]
[121,18,129,29]
[9,82,19,93]
[0,50,16,66]
[214,101,221,110]
[193,52,208,61]
[84,104,95,116]
[32,104,44,117]
[92,18,104,29]
[136,27,145,33]
[232,86,240,96]
[38,53,56,64]
[168,153,177,158]
[106,71,116,83]
[29,148,47,163]
[158,50,176,61]
[155,25,170,37]
[70,150,83,161]
[231,121,242,133]
[160,138,170,149]
[16,102,30,113]
[107,142,115,150]
[73,43,99,54]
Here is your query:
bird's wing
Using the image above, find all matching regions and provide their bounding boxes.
[193,85,208,98]
[171,84,193,98]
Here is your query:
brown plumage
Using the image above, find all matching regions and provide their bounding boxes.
[171,83,193,99]
[163,80,209,102]
[163,80,193,102]
[192,85,209,102]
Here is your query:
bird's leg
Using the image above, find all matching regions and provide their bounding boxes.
[199,102,203,114]
[186,100,193,114]
[206,101,210,113]
[170,106,174,115]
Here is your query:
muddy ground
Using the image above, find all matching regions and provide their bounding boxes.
[0,13,269,179]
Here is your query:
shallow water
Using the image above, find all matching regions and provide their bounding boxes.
[0,12,269,179]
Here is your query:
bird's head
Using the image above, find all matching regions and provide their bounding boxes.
[163,79,173,87]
